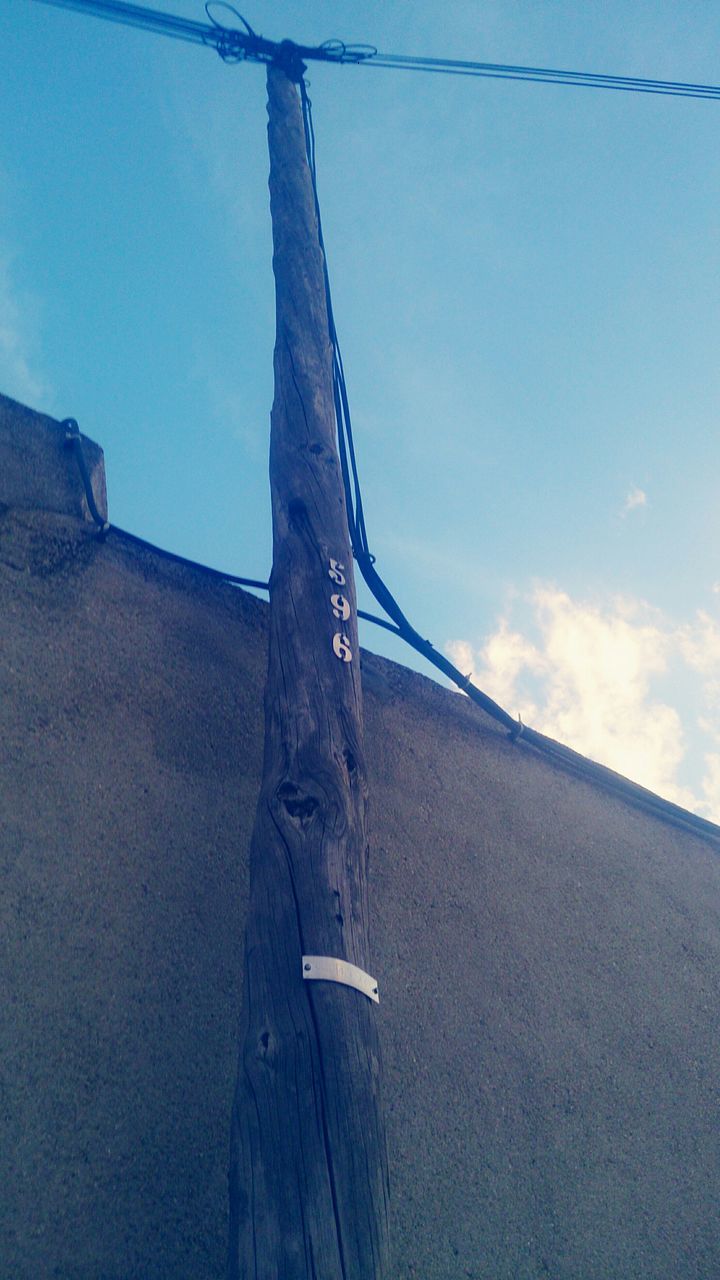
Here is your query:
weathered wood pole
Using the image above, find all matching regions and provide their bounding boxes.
[227,62,390,1280]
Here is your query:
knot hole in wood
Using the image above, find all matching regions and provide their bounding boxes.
[276,780,319,827]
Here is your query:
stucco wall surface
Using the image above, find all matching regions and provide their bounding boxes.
[2,397,720,1280]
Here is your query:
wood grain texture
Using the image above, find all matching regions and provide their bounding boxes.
[226,65,390,1280]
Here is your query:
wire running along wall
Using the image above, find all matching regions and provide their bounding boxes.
[32,0,720,844]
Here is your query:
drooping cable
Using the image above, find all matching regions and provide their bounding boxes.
[62,419,110,531]
[63,417,400,614]
[292,76,720,848]
[299,80,370,567]
[297,82,519,731]
[62,419,720,843]
[39,0,720,842]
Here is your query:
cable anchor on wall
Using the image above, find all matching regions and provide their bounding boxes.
[61,417,110,535]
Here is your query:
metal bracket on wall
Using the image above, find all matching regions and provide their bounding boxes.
[302,955,379,1003]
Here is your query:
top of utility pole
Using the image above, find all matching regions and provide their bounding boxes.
[34,0,378,71]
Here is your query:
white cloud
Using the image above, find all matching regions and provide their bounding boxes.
[679,610,720,677]
[623,486,647,515]
[446,638,474,678]
[448,584,720,822]
[0,254,47,407]
[701,754,720,819]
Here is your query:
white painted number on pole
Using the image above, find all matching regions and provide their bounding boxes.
[331,593,351,622]
[328,561,352,661]
[333,633,353,663]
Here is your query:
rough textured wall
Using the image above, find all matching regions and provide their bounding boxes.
[2,395,720,1280]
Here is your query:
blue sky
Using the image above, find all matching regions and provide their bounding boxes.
[3,1,720,818]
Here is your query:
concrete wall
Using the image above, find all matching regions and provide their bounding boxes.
[2,393,720,1280]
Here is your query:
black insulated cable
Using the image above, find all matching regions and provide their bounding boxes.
[62,420,720,844]
[32,0,720,101]
[62,418,110,532]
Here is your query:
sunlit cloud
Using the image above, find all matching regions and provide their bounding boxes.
[622,486,647,515]
[446,638,474,679]
[447,584,720,823]
[700,753,720,819]
[680,610,720,677]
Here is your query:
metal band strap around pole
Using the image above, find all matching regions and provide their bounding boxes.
[302,956,380,1003]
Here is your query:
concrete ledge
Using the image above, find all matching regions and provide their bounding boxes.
[0,392,107,523]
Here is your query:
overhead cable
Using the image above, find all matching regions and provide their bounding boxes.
[63,423,398,621]
[45,0,720,846]
[62,424,720,843]
[363,52,720,101]
[294,76,720,849]
[32,0,720,101]
[32,0,377,67]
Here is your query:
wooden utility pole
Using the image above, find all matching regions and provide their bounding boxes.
[227,62,390,1280]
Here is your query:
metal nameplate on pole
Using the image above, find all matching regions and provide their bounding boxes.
[302,956,379,1003]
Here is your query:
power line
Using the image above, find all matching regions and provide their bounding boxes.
[32,0,720,101]
[42,0,720,847]
[31,0,377,67]
[34,0,214,48]
[62,426,720,844]
[365,53,720,101]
